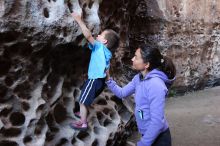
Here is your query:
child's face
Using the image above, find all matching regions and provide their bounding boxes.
[131,48,149,71]
[96,31,108,44]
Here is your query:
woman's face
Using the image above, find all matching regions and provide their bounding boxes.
[131,48,149,71]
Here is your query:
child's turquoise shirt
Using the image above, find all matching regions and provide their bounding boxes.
[88,40,112,79]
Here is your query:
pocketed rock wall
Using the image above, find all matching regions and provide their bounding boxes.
[0,0,220,146]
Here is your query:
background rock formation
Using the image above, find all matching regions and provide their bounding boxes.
[0,0,220,146]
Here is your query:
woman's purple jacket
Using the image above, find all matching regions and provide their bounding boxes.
[106,69,175,146]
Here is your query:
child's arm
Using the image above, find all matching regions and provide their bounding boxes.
[71,12,95,45]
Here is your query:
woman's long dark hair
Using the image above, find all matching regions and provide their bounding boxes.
[140,45,176,80]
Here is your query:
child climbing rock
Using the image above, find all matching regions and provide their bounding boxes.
[70,11,119,130]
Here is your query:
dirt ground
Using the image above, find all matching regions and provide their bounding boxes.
[127,86,220,146]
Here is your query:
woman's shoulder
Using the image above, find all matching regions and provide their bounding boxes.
[132,74,141,82]
[146,77,167,88]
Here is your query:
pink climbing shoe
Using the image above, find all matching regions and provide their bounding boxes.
[69,120,88,131]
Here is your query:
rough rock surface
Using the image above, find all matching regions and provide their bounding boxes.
[0,0,220,146]
[0,0,135,146]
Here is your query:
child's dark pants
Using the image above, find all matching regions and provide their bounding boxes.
[79,78,105,106]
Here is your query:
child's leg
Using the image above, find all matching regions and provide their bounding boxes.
[79,103,88,124]
[79,78,105,123]
[70,103,88,130]
[73,79,91,119]
[70,78,105,130]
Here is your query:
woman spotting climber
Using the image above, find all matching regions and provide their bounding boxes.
[106,45,176,146]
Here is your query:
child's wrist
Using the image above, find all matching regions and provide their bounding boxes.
[76,17,82,22]
[106,77,111,81]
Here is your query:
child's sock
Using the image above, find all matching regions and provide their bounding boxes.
[74,111,81,118]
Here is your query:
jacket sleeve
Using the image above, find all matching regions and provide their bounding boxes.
[137,81,167,146]
[105,76,136,99]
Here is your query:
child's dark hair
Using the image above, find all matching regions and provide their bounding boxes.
[104,29,119,52]
[140,45,176,80]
